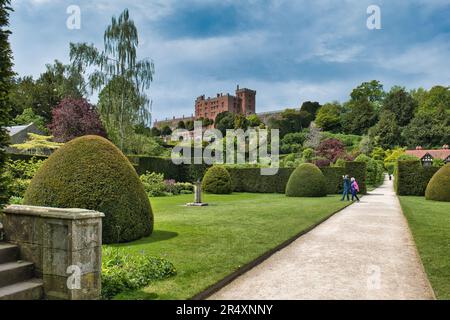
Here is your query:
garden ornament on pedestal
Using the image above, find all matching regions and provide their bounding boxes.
[186,179,209,207]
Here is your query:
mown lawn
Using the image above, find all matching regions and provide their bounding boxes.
[399,196,450,300]
[108,193,349,300]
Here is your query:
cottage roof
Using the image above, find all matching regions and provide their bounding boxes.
[405,148,450,160]
[5,123,35,137]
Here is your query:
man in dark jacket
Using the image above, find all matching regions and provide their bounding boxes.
[341,175,350,201]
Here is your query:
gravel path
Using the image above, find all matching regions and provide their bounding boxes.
[209,178,435,300]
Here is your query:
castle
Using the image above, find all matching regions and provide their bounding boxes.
[153,85,257,129]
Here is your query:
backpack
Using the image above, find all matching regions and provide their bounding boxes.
[353,181,360,192]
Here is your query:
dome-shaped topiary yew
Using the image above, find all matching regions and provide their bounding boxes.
[202,166,232,194]
[286,163,327,197]
[23,135,153,243]
[425,163,450,202]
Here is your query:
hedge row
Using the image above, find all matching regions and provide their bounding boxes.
[128,156,209,182]
[12,154,366,195]
[395,160,440,196]
[227,162,366,195]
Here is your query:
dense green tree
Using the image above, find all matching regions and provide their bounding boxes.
[300,101,321,117]
[246,114,262,127]
[0,0,14,208]
[371,147,387,161]
[33,60,85,122]
[150,126,161,137]
[161,125,172,136]
[350,80,385,111]
[70,9,154,151]
[134,122,152,137]
[8,61,85,123]
[370,110,402,149]
[382,87,417,127]
[315,102,342,132]
[215,111,236,135]
[185,120,194,131]
[410,87,428,107]
[341,99,377,135]
[280,131,307,154]
[8,76,34,117]
[177,120,186,129]
[419,86,450,113]
[272,109,313,138]
[402,107,450,149]
[234,114,249,130]
[13,107,47,133]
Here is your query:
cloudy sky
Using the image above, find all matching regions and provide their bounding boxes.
[9,0,450,123]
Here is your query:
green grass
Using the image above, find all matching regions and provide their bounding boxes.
[108,193,349,300]
[399,196,450,300]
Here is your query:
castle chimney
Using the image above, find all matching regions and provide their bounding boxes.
[237,84,240,91]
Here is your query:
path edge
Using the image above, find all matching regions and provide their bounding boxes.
[190,200,354,300]
[396,196,437,300]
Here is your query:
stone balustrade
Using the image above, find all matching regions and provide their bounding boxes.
[1,205,104,300]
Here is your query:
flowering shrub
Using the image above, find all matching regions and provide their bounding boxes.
[140,172,194,197]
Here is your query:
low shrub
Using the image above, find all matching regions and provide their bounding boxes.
[3,158,44,199]
[101,247,176,300]
[163,180,194,195]
[140,172,194,197]
[425,164,450,202]
[202,166,232,194]
[286,163,327,197]
[140,172,166,197]
[8,196,23,205]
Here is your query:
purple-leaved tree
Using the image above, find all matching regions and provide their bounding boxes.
[49,98,107,142]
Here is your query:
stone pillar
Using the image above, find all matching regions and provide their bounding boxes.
[194,180,202,204]
[2,205,104,300]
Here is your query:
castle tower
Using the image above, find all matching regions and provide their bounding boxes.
[235,85,256,115]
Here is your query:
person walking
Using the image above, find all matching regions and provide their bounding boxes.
[341,175,350,201]
[350,177,360,202]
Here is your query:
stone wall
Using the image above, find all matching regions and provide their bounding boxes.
[2,205,104,300]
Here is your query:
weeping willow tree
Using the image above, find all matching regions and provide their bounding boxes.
[70,9,154,152]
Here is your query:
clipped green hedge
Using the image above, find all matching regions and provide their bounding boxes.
[227,168,294,193]
[395,160,440,196]
[127,155,367,195]
[425,164,450,202]
[24,136,153,244]
[202,166,232,194]
[345,161,367,194]
[286,163,327,197]
[320,167,346,194]
[227,162,366,194]
[354,154,384,187]
[128,156,209,182]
